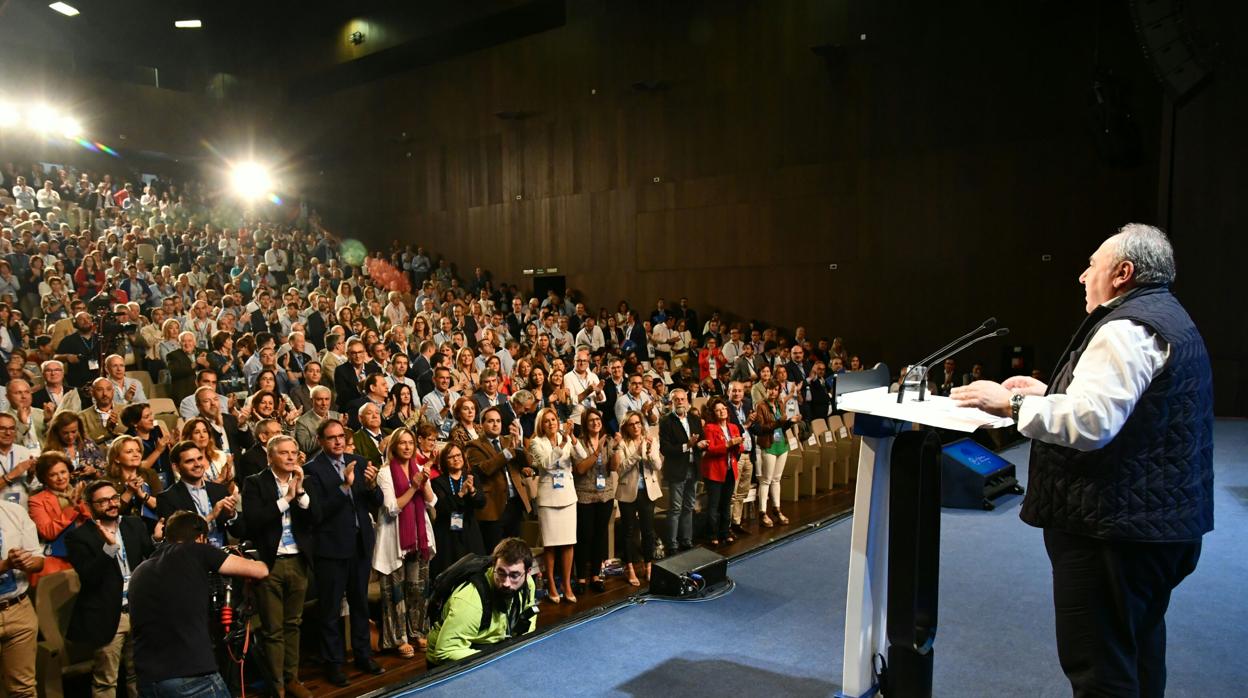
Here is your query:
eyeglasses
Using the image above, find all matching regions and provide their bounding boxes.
[322,433,347,441]
[493,568,526,583]
[92,495,122,505]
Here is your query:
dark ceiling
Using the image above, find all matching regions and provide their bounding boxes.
[0,0,562,95]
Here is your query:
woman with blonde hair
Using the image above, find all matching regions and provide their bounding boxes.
[528,406,578,603]
[105,435,163,529]
[373,426,437,658]
[450,346,479,395]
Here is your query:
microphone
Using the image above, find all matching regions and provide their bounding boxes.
[920,328,1010,400]
[897,318,1002,404]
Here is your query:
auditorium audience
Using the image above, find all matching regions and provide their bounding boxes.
[0,153,876,692]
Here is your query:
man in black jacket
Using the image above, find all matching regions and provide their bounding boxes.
[156,441,242,547]
[953,224,1213,697]
[302,419,385,686]
[333,338,377,413]
[242,435,317,698]
[236,419,284,484]
[66,480,155,698]
[658,389,704,553]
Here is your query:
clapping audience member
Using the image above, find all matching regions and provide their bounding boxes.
[119,402,174,487]
[302,419,385,686]
[155,440,242,547]
[571,408,616,592]
[447,396,479,450]
[431,442,487,577]
[104,436,162,530]
[25,451,89,583]
[700,398,743,546]
[66,479,155,698]
[613,410,663,585]
[373,427,437,658]
[0,413,36,506]
[751,381,794,527]
[658,389,703,554]
[466,407,529,552]
[241,435,316,698]
[528,407,578,603]
[0,498,44,698]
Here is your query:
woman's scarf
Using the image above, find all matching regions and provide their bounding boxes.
[389,458,430,559]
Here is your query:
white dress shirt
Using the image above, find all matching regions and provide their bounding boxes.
[1017,318,1169,453]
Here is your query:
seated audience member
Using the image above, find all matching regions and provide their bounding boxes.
[178,369,227,420]
[373,427,438,658]
[129,511,269,698]
[66,479,156,698]
[26,451,91,583]
[0,498,44,698]
[6,379,44,452]
[426,537,537,665]
[31,359,83,414]
[104,354,146,404]
[294,385,337,455]
[80,377,127,444]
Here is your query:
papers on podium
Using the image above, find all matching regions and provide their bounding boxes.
[835,386,1014,433]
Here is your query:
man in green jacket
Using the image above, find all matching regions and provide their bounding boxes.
[426,538,538,664]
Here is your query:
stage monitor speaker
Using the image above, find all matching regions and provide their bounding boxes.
[650,547,728,596]
[940,438,1023,511]
[1129,0,1211,103]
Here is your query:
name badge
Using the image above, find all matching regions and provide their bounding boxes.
[2,492,20,504]
[773,428,783,443]
[450,512,464,531]
[88,359,100,371]
[552,471,565,489]
[595,473,606,490]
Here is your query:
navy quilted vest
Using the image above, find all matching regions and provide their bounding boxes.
[1019,285,1214,541]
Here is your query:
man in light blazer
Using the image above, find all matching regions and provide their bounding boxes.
[464,406,531,553]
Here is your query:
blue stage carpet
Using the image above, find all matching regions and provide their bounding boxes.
[402,420,1248,697]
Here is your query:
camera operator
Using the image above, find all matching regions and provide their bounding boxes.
[426,537,538,665]
[54,312,100,389]
[129,511,269,698]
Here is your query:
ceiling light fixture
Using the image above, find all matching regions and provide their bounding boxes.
[48,2,79,17]
[174,19,202,29]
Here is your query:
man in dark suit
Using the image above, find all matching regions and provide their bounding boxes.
[66,480,155,698]
[465,407,531,553]
[302,419,385,686]
[658,389,704,553]
[236,419,284,484]
[599,358,628,434]
[726,381,756,536]
[624,312,649,362]
[408,340,437,399]
[333,338,377,413]
[472,370,516,432]
[784,345,814,396]
[304,297,330,351]
[195,387,254,457]
[242,435,317,698]
[156,441,243,547]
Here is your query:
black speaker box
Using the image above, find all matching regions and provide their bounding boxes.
[650,547,728,596]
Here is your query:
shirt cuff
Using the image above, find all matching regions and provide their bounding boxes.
[276,498,291,514]
[103,542,121,557]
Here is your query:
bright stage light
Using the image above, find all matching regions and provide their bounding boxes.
[174,19,202,29]
[59,116,83,138]
[230,162,274,199]
[27,105,61,133]
[0,103,19,128]
[48,2,79,17]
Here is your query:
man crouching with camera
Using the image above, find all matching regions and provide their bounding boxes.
[128,511,269,698]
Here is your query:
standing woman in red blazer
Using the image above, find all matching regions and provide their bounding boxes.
[699,398,743,546]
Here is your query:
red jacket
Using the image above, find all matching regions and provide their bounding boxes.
[700,421,741,483]
[698,348,728,380]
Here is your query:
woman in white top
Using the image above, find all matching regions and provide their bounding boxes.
[612,410,663,586]
[528,406,578,603]
[373,427,437,658]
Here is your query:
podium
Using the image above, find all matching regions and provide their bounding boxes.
[833,369,1012,698]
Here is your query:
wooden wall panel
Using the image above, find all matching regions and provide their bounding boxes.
[291,0,1216,399]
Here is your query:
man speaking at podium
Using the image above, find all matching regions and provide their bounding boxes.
[952,223,1212,698]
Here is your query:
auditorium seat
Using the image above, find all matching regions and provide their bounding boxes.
[34,570,94,698]
[127,370,154,402]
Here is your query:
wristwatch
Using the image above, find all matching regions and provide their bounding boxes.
[1009,393,1025,423]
